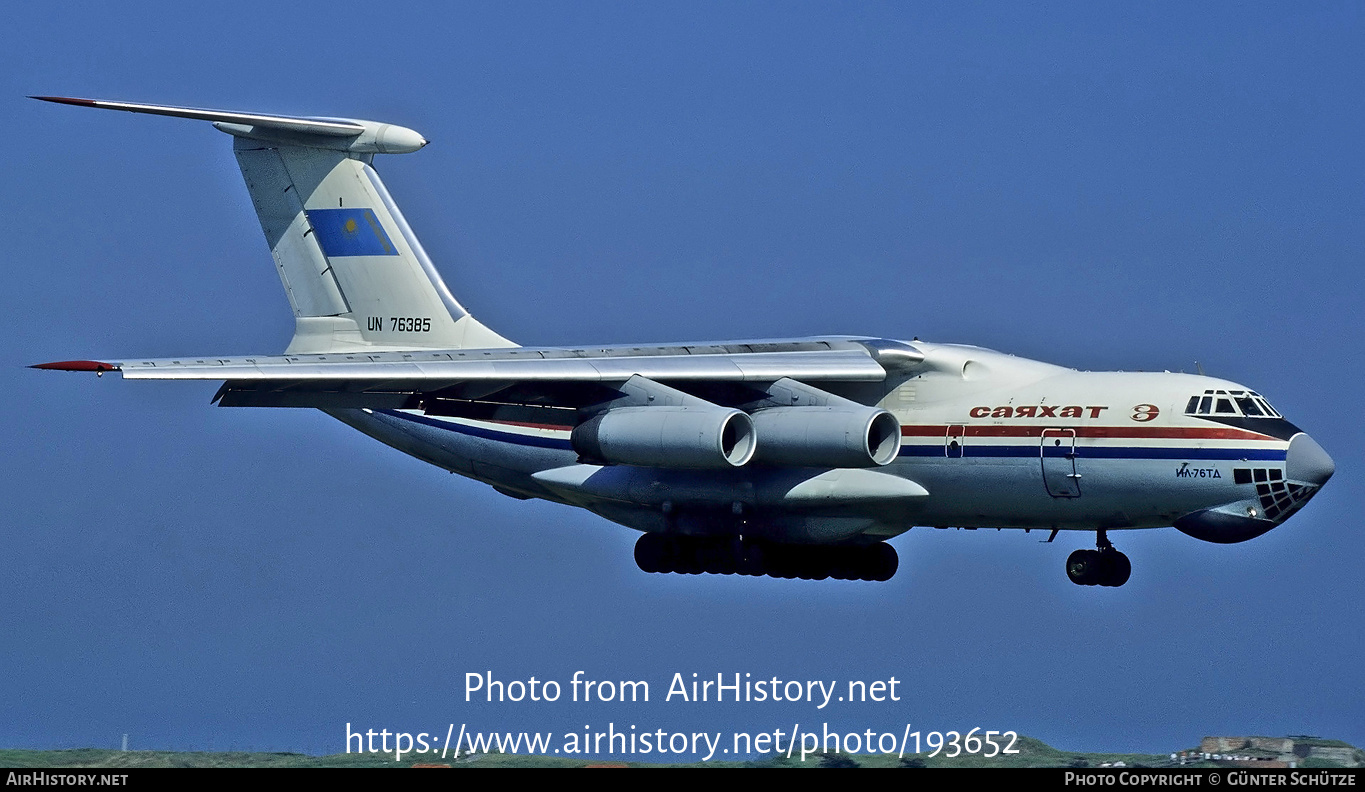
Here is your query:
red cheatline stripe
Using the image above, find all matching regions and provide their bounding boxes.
[901,424,1273,441]
[29,360,119,372]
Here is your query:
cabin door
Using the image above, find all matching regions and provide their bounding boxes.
[1040,428,1081,498]
[945,424,966,458]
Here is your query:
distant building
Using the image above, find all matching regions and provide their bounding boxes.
[1197,737,1362,768]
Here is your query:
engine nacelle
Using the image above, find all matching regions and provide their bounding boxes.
[572,406,756,469]
[750,406,902,467]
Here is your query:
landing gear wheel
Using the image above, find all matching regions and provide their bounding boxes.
[867,543,898,582]
[712,538,741,575]
[1102,551,1131,587]
[828,547,858,581]
[678,539,704,575]
[634,535,899,582]
[634,533,667,573]
[1066,549,1101,586]
[1067,547,1131,587]
[738,541,766,576]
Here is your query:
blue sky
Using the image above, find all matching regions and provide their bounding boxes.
[2,2,1361,759]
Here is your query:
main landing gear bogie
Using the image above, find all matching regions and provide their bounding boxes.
[1066,530,1131,587]
[634,533,897,582]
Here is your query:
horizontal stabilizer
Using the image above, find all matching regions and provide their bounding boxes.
[31,96,364,136]
[30,96,427,154]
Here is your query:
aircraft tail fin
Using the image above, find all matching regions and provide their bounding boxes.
[32,97,515,354]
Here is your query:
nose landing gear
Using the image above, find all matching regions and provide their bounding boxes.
[1066,530,1131,587]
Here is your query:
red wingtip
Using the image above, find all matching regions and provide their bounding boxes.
[29,96,98,107]
[29,360,119,372]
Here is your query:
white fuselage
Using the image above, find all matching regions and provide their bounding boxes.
[328,341,1327,547]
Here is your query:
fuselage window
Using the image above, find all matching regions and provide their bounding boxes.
[1198,396,1213,415]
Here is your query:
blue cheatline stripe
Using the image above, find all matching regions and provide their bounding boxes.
[306,208,398,257]
[899,444,1286,461]
[380,410,575,450]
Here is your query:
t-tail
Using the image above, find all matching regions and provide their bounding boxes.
[32,96,515,354]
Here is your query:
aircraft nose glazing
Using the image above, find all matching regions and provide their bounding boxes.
[1285,433,1335,488]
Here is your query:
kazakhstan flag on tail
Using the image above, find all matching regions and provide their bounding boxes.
[305,208,398,257]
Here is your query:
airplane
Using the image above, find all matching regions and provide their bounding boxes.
[30,97,1335,587]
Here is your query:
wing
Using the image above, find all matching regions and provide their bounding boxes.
[33,337,920,409]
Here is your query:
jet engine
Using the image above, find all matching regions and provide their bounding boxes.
[571,406,756,469]
[741,377,902,467]
[750,406,901,467]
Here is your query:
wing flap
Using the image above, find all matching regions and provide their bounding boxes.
[214,385,416,409]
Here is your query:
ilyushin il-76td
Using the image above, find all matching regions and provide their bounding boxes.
[31,97,1335,587]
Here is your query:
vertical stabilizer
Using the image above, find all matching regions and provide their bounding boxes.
[234,140,515,353]
[31,96,516,354]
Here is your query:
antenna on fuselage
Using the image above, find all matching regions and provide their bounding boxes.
[1195,361,1206,375]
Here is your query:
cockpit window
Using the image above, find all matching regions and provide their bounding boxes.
[1184,389,1282,418]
